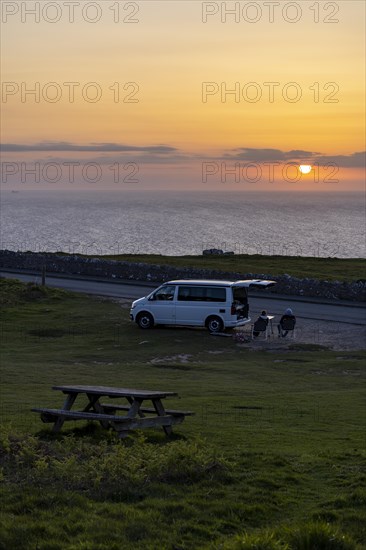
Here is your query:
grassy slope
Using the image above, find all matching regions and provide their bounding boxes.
[74,253,365,283]
[0,279,365,549]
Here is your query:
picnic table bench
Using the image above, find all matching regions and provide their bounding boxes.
[32,385,193,438]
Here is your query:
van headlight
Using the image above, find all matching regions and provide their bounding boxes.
[131,303,136,310]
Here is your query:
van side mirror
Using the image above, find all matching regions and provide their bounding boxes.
[148,295,155,301]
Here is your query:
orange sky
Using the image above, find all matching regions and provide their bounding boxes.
[1,1,365,190]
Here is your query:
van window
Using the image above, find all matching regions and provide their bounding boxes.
[154,285,176,300]
[177,286,226,302]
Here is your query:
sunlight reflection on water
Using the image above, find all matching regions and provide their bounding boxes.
[1,190,365,258]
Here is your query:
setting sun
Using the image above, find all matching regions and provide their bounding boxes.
[299,165,312,174]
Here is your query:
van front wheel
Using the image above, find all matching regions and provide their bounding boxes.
[136,312,154,329]
[206,316,224,333]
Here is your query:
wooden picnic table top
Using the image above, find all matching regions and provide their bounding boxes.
[52,385,178,399]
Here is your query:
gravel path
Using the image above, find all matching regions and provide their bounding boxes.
[234,318,366,351]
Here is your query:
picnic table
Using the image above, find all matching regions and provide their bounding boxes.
[32,385,193,438]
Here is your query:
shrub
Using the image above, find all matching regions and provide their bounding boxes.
[223,523,357,550]
[223,531,288,549]
[284,522,356,550]
[0,427,231,499]
[0,278,68,307]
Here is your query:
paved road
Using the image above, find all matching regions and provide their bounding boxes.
[1,270,365,325]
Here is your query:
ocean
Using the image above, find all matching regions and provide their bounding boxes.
[1,189,365,259]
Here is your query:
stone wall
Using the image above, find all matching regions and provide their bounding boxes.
[1,250,365,302]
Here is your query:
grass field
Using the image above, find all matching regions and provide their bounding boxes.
[1,279,365,549]
[53,252,366,283]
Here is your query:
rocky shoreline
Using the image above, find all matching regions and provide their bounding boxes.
[1,250,365,302]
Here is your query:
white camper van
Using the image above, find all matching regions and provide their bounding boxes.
[130,279,276,332]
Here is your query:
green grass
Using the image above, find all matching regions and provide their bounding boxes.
[0,278,365,549]
[64,253,366,283]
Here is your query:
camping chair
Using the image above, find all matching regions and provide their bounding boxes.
[279,318,296,338]
[251,318,269,340]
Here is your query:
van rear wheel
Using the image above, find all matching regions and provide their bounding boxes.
[136,312,154,329]
[206,316,224,333]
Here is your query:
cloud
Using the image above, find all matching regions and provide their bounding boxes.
[2,142,365,169]
[30,154,196,166]
[313,152,365,168]
[0,141,201,166]
[0,141,177,153]
[222,148,365,168]
[223,148,319,162]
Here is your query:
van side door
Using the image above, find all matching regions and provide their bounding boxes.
[175,285,227,326]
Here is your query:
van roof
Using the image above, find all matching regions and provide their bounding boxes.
[165,279,276,288]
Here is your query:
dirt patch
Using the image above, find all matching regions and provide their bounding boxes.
[150,364,192,371]
[273,358,310,363]
[310,369,363,377]
[150,354,193,364]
